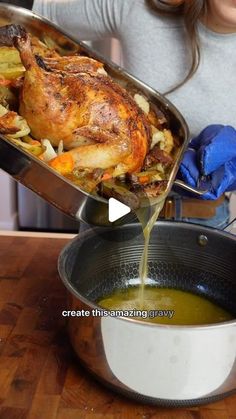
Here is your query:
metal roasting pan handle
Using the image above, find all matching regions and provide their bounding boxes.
[173,179,208,196]
[174,181,236,234]
[223,217,236,233]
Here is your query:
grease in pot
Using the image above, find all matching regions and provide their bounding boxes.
[97,286,234,325]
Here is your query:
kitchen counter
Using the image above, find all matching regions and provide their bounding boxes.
[0,232,236,419]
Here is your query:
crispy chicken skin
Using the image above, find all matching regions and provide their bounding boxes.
[0,25,150,176]
[43,55,106,74]
[0,110,20,134]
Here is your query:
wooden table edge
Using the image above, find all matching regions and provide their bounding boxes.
[0,230,76,239]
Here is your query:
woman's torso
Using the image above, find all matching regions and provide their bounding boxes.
[33,0,236,136]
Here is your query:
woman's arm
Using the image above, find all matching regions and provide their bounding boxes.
[33,0,133,40]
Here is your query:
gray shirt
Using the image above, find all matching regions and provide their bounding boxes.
[33,0,236,137]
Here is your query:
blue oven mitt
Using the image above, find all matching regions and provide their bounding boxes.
[178,125,236,200]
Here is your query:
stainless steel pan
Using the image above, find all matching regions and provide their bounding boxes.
[0,4,204,226]
[58,221,236,407]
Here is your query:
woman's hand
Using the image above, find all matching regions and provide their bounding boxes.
[178,125,236,200]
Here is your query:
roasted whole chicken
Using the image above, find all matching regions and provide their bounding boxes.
[0,24,177,206]
[0,24,150,177]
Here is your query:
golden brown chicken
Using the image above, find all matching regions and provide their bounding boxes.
[0,24,150,177]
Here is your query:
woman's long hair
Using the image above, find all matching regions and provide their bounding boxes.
[146,0,207,94]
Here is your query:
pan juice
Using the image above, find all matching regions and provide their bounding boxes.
[97,286,233,325]
[135,200,165,308]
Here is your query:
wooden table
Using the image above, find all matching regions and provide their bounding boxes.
[0,232,236,419]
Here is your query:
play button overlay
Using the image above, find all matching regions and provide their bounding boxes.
[108,198,131,222]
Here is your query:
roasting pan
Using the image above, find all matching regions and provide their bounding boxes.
[0,3,197,225]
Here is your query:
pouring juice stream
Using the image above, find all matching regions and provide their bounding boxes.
[135,199,165,308]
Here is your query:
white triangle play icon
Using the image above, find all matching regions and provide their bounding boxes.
[108,198,131,222]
